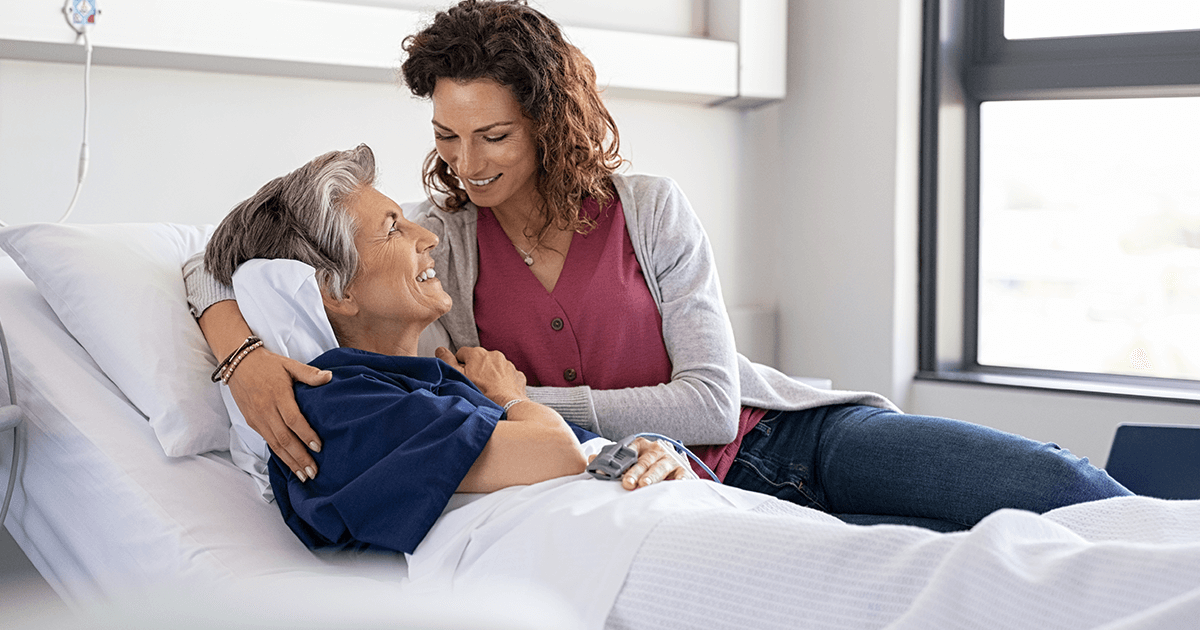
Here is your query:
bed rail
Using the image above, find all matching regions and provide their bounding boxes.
[0,317,23,532]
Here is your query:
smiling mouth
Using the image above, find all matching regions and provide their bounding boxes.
[466,174,501,187]
[416,268,437,283]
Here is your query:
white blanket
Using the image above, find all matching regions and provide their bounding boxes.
[407,438,772,629]
[406,447,1200,630]
[608,495,1200,630]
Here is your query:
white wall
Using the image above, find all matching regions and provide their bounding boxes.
[743,0,921,407]
[0,60,742,286]
[0,60,430,226]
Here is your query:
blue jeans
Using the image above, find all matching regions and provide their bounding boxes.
[721,404,1132,532]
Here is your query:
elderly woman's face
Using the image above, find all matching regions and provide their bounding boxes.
[341,187,452,334]
[431,78,540,214]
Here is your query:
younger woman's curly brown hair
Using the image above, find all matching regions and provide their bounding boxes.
[400,0,623,235]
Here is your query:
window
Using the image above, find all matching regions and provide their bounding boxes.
[919,0,1200,397]
[1004,0,1200,39]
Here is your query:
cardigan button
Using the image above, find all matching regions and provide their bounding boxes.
[551,317,564,331]
[563,368,577,382]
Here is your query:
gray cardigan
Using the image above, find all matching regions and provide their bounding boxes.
[185,173,896,445]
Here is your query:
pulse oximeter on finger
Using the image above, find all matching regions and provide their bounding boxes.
[586,433,720,482]
[586,435,638,480]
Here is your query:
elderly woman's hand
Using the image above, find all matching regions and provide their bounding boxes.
[435,346,527,407]
[227,347,331,482]
[616,438,697,490]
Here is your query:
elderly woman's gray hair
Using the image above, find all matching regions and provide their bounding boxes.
[205,144,376,300]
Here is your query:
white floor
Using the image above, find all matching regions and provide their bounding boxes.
[0,526,67,622]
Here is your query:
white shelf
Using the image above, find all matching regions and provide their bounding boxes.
[0,0,784,106]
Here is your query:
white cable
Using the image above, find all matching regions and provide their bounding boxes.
[0,25,92,229]
[631,432,720,482]
[59,26,93,224]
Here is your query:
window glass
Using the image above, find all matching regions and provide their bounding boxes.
[978,98,1200,380]
[1005,0,1200,39]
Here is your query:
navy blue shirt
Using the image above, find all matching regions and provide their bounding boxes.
[267,348,597,554]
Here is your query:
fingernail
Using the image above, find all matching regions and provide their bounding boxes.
[305,466,316,480]
[295,469,307,483]
[309,441,321,453]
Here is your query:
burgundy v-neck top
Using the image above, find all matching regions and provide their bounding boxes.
[474,198,763,481]
[475,198,672,390]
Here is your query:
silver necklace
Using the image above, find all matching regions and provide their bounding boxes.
[513,229,548,266]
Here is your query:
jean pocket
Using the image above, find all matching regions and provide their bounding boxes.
[748,408,786,439]
[729,454,826,511]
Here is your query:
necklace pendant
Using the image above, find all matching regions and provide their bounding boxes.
[523,254,534,266]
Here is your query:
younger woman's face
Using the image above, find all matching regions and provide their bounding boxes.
[431,78,540,216]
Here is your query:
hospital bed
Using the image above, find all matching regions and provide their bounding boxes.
[0,226,579,628]
[4,222,1200,630]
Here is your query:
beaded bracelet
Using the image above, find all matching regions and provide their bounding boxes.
[219,339,264,385]
[210,335,263,383]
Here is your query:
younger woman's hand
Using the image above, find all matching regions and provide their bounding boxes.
[227,348,331,482]
[619,438,697,490]
[435,346,527,406]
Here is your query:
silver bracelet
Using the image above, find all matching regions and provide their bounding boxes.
[502,398,526,413]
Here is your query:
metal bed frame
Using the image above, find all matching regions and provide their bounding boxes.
[0,317,24,531]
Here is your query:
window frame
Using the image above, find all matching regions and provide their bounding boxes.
[917,0,1200,403]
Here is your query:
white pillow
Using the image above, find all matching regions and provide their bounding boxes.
[226,259,339,500]
[0,223,228,456]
